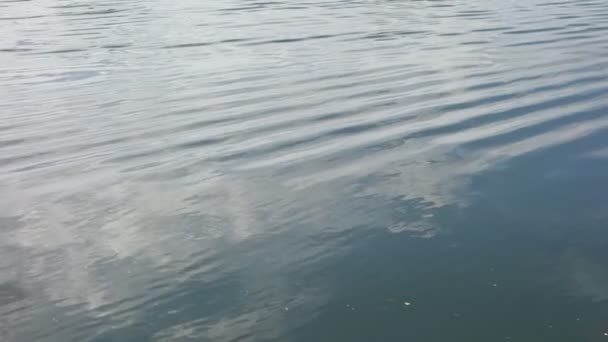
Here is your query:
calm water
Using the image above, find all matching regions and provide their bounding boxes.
[2,0,608,341]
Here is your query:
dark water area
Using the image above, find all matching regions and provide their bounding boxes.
[3,0,608,341]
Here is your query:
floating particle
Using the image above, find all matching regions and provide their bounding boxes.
[404,302,412,306]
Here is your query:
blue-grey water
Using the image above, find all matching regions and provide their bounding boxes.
[3,0,608,341]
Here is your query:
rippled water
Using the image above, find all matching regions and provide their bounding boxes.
[3,0,608,341]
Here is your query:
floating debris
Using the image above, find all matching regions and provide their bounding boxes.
[404,301,412,306]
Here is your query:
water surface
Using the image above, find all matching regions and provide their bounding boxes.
[3,0,608,341]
